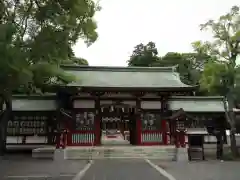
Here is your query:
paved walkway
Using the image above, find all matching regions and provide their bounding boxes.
[101,134,130,146]
[150,160,240,180]
[81,159,168,180]
[0,154,88,180]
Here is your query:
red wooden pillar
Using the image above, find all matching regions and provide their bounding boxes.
[136,117,141,145]
[161,96,169,145]
[161,119,167,145]
[55,131,60,149]
[95,116,101,145]
[135,97,142,145]
[95,96,101,146]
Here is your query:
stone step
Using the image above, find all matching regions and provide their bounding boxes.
[64,146,176,160]
[31,146,177,161]
[32,147,55,159]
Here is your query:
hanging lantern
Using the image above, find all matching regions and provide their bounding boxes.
[110,105,114,112]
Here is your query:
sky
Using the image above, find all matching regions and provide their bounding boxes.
[73,0,240,66]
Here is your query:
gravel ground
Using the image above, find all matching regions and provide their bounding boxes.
[0,154,88,180]
[150,160,240,180]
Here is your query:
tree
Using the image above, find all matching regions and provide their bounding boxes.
[200,62,229,95]
[127,42,159,66]
[127,41,209,86]
[62,57,89,65]
[197,5,240,157]
[0,0,100,155]
[152,52,208,86]
[154,52,201,85]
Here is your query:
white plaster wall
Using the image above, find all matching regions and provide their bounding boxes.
[169,100,225,112]
[73,100,95,108]
[12,100,57,111]
[141,101,161,109]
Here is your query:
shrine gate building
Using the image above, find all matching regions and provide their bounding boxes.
[6,66,227,147]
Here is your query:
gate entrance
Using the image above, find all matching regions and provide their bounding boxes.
[99,102,137,145]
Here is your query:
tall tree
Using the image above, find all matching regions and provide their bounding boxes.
[197,5,240,157]
[62,57,89,65]
[128,41,208,86]
[200,62,229,95]
[153,52,208,86]
[0,0,100,155]
[127,42,159,67]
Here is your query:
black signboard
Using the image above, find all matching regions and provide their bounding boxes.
[141,113,161,131]
[75,112,95,131]
[7,115,48,136]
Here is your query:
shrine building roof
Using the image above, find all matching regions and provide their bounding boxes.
[168,96,225,112]
[61,65,196,91]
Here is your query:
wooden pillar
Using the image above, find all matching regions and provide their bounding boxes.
[55,93,62,148]
[94,95,101,146]
[160,95,168,145]
[136,97,141,145]
[47,115,54,145]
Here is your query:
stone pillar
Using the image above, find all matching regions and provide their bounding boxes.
[176,147,188,162]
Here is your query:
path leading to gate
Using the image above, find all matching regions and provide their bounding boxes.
[101,132,130,146]
[80,159,169,180]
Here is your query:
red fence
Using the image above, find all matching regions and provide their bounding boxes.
[138,119,168,145]
[67,130,96,146]
[140,130,166,145]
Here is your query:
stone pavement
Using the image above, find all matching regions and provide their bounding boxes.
[101,133,130,145]
[150,160,240,180]
[81,159,169,180]
[0,154,88,180]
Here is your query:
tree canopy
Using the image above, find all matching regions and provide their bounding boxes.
[0,0,100,154]
[127,43,208,86]
[196,5,239,157]
[127,42,159,67]
[0,0,99,94]
[197,5,239,94]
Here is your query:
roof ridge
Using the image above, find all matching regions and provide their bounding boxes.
[61,65,176,72]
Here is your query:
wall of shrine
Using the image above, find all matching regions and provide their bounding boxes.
[7,111,55,136]
[70,97,168,146]
[7,111,55,145]
[68,99,96,146]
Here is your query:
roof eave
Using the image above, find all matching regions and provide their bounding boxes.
[169,95,225,100]
[12,94,57,100]
[60,65,176,72]
[66,86,197,92]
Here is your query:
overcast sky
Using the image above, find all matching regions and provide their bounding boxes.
[73,0,239,66]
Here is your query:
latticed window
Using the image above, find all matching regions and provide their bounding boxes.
[75,112,95,130]
[176,120,185,131]
[188,116,206,128]
[141,113,161,131]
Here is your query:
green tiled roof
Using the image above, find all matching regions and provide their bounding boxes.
[169,96,225,112]
[62,65,195,90]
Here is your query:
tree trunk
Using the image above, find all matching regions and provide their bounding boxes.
[216,130,224,160]
[224,91,239,157]
[0,94,12,156]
